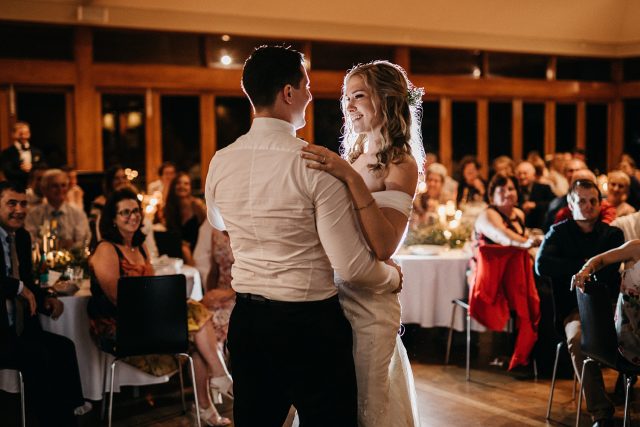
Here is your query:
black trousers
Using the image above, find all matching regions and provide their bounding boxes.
[3,330,84,427]
[228,294,357,427]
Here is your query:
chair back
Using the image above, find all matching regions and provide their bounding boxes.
[154,230,183,258]
[575,281,619,367]
[116,274,188,357]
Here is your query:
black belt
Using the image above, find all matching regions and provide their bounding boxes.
[236,292,338,307]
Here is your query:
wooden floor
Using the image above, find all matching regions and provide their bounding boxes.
[3,327,640,426]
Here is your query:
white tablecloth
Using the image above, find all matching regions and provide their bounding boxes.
[395,250,483,332]
[0,265,202,400]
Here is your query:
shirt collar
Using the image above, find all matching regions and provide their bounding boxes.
[250,117,296,137]
[14,141,29,151]
[0,226,8,242]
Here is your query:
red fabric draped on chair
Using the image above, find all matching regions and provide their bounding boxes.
[468,244,540,370]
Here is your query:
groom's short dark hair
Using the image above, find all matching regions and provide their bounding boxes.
[242,45,305,109]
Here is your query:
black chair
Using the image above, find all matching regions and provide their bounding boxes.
[575,283,640,427]
[154,230,183,258]
[545,341,578,420]
[0,367,25,427]
[104,274,201,427]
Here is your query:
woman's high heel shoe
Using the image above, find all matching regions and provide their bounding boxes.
[197,403,231,426]
[209,375,234,404]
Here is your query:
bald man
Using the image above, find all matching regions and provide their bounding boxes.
[515,161,555,229]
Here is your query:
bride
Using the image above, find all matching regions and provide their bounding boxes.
[301,60,422,427]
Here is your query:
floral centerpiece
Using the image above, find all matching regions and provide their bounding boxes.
[404,222,472,249]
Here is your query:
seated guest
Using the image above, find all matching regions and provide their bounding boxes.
[63,166,84,212]
[606,170,636,218]
[413,163,454,224]
[25,162,47,208]
[147,161,176,201]
[553,169,617,225]
[547,153,570,197]
[544,158,587,231]
[536,179,624,427]
[194,220,236,347]
[619,155,640,210]
[515,161,555,229]
[91,165,131,218]
[491,155,515,178]
[87,188,232,426]
[0,181,86,427]
[456,156,486,206]
[25,168,91,250]
[164,172,207,265]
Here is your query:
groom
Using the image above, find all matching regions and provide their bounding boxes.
[205,46,401,427]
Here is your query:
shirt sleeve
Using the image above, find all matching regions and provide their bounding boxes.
[205,157,226,231]
[312,172,400,294]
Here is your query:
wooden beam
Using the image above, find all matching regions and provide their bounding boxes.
[477,99,489,179]
[200,93,216,188]
[547,57,557,81]
[512,99,523,162]
[544,101,556,156]
[439,98,452,172]
[73,27,100,172]
[0,88,10,150]
[394,47,410,71]
[608,100,624,171]
[620,81,640,98]
[145,89,162,186]
[65,91,75,166]
[576,101,586,151]
[0,59,75,85]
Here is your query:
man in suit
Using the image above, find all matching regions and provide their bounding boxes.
[0,181,85,427]
[0,122,43,188]
[516,161,555,229]
[536,179,623,427]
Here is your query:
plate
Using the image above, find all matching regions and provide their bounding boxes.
[408,245,444,256]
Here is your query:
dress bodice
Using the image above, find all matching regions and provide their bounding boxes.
[621,260,640,297]
[372,190,413,217]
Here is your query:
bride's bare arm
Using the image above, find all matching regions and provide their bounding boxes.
[301,145,417,260]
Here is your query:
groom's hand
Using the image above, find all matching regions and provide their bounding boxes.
[385,259,403,293]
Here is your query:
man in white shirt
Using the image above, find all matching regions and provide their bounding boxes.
[0,122,43,188]
[25,169,91,250]
[205,46,401,427]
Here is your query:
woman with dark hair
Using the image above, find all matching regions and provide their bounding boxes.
[456,155,486,206]
[87,188,232,426]
[163,172,207,265]
[91,165,131,216]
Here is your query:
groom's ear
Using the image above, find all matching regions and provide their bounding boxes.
[282,84,294,105]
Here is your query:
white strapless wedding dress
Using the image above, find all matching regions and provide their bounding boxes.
[337,190,421,427]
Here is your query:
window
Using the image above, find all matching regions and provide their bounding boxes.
[102,94,146,187]
[451,101,477,163]
[624,99,640,165]
[411,48,482,76]
[523,103,544,159]
[0,22,73,60]
[15,91,68,167]
[313,99,343,154]
[311,42,394,71]
[205,35,303,69]
[586,104,608,174]
[487,52,548,79]
[556,57,612,82]
[422,101,440,156]
[215,97,251,151]
[489,102,512,161]
[94,29,202,66]
[624,57,640,82]
[161,95,200,188]
[556,104,577,153]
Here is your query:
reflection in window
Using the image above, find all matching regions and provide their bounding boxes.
[556,104,577,153]
[102,94,146,188]
[624,99,640,164]
[489,102,512,161]
[313,99,343,154]
[161,96,200,189]
[586,104,607,175]
[523,103,544,159]
[206,35,303,69]
[422,101,440,157]
[16,91,67,167]
[451,101,477,163]
[215,97,251,151]
[312,42,394,71]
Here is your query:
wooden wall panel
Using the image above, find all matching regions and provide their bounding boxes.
[200,93,216,187]
[512,99,523,161]
[544,101,556,156]
[608,100,624,171]
[576,101,586,151]
[439,98,452,172]
[0,89,10,150]
[477,99,489,179]
[74,28,100,171]
[145,90,162,184]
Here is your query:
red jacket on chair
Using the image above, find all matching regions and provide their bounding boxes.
[468,244,540,370]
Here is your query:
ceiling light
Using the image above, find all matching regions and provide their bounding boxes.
[220,55,232,66]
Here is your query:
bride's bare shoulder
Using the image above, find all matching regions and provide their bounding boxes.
[385,156,418,193]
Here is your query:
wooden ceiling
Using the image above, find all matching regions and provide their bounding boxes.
[1,0,639,57]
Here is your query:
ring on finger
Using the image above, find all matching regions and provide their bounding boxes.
[321,155,326,164]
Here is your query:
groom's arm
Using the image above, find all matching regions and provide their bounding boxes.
[313,172,400,294]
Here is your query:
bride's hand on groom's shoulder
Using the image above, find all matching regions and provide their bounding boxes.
[300,145,354,183]
[384,259,403,293]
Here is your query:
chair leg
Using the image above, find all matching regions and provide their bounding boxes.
[445,303,458,365]
[17,371,25,427]
[176,356,186,414]
[572,373,577,400]
[101,355,109,421]
[466,309,471,382]
[546,342,563,420]
[576,359,591,427]
[108,359,119,427]
[624,374,632,427]
[181,353,202,427]
[533,358,538,380]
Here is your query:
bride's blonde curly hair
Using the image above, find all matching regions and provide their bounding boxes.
[340,60,424,175]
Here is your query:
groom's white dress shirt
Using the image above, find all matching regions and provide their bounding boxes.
[205,117,400,302]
